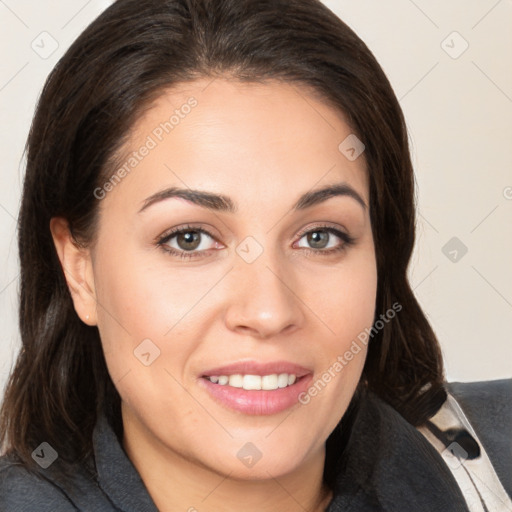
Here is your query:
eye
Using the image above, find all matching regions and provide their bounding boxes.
[156,223,355,260]
[295,225,355,255]
[157,225,219,259]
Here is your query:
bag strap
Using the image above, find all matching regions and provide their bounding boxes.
[417,392,512,512]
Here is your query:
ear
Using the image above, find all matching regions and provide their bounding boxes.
[50,217,97,326]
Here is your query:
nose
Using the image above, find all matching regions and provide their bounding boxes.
[223,248,305,339]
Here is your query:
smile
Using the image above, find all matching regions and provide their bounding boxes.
[199,365,313,415]
[204,373,297,390]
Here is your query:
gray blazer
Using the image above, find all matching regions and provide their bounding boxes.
[1,379,510,511]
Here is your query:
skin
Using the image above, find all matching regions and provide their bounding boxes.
[51,78,377,512]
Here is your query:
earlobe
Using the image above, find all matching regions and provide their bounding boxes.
[49,217,97,326]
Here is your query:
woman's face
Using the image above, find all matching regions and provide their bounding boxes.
[87,78,377,478]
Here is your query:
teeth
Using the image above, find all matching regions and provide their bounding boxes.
[243,374,261,390]
[206,373,298,391]
[262,374,278,390]
[277,373,289,388]
[229,374,243,388]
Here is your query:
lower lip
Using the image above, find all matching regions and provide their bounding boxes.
[198,375,313,415]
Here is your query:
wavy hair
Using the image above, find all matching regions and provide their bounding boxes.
[0,0,445,484]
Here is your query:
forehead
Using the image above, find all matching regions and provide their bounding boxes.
[100,77,369,213]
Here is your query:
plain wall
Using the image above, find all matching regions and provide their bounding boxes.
[1,0,511,399]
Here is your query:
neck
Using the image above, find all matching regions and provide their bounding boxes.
[121,407,333,512]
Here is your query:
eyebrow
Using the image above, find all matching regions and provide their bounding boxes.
[138,182,367,214]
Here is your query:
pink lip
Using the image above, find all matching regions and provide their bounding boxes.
[201,360,312,378]
[198,360,313,415]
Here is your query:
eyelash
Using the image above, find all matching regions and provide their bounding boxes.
[156,224,356,260]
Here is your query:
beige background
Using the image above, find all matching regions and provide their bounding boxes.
[1,0,511,399]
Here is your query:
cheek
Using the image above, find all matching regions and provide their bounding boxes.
[298,257,376,442]
[94,236,227,329]
[93,238,188,336]
[312,249,378,350]
[303,245,377,408]
[92,240,228,389]
[91,242,177,381]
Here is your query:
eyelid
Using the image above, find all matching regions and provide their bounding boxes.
[293,224,356,252]
[156,222,355,259]
[156,224,218,245]
[295,221,349,238]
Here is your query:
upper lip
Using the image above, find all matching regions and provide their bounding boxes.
[201,360,312,378]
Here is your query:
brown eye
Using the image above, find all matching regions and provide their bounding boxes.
[158,226,218,258]
[175,231,202,251]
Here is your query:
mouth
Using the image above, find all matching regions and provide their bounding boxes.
[198,361,313,415]
[203,372,301,390]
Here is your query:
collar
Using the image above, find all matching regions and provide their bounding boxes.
[325,390,469,511]
[93,412,159,512]
[92,392,469,512]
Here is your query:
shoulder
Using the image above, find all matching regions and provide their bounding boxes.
[446,378,512,493]
[446,378,512,433]
[447,377,512,404]
[0,455,78,511]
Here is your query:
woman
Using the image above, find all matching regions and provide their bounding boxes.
[0,0,510,510]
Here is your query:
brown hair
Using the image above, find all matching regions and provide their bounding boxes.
[0,0,445,484]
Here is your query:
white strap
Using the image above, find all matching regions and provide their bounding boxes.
[417,393,512,512]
